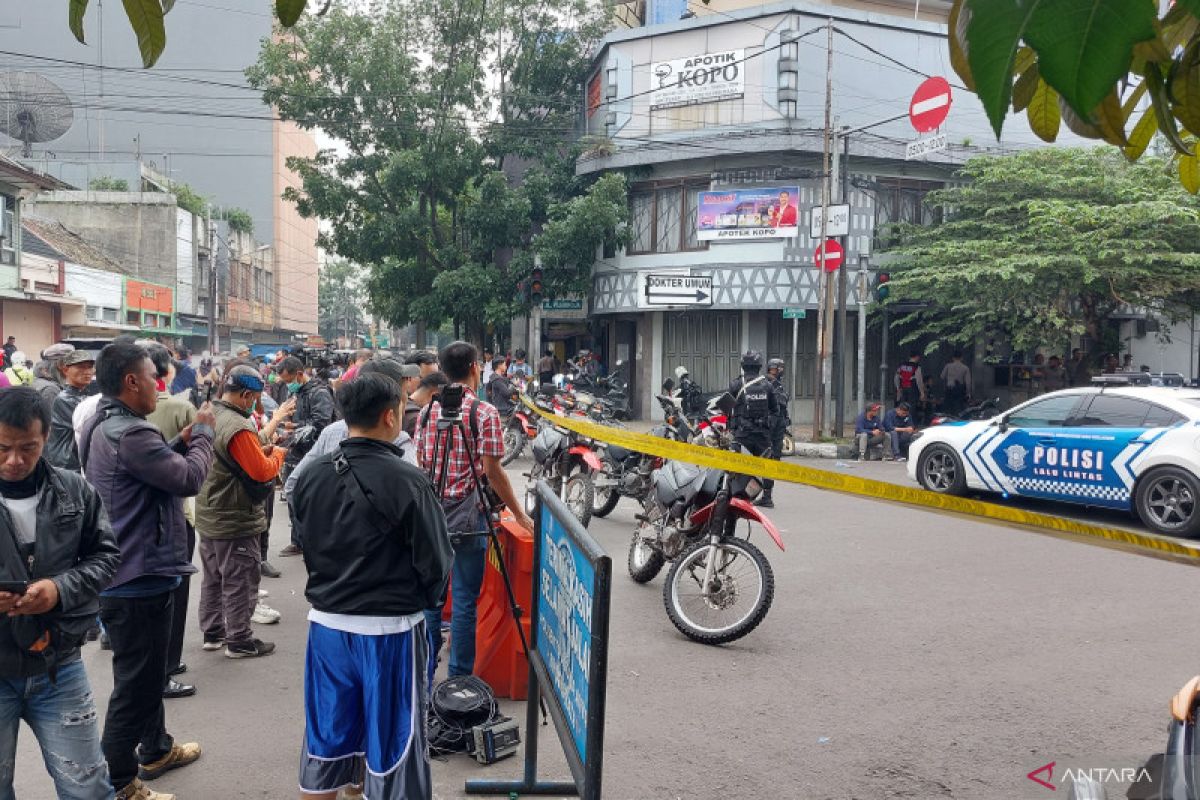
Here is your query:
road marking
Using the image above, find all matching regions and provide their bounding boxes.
[523,397,1200,566]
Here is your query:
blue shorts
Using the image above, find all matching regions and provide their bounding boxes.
[299,620,431,799]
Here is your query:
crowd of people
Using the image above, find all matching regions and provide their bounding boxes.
[0,335,539,800]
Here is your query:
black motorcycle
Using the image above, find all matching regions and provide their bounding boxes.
[929,396,1002,426]
[592,395,691,518]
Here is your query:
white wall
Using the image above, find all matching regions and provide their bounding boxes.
[65,263,123,311]
[1121,316,1199,378]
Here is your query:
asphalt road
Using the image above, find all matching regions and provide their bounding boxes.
[14,457,1200,799]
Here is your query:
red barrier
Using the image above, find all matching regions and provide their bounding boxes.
[472,513,534,700]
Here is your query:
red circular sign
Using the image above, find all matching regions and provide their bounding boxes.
[909,76,952,133]
[814,239,844,273]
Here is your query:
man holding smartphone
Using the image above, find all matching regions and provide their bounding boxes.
[0,386,120,798]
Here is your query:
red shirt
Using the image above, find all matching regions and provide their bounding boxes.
[418,388,504,501]
[775,203,797,227]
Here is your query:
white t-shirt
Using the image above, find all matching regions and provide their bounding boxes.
[72,393,103,453]
[1,492,40,546]
[307,609,424,636]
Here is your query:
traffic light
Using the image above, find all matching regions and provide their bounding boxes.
[530,268,544,304]
[875,271,890,301]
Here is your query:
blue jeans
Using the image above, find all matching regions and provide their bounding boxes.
[0,659,113,799]
[424,532,488,683]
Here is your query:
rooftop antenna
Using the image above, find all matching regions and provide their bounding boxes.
[0,72,75,158]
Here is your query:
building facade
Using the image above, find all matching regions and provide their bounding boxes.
[567,0,1062,421]
[0,1,319,338]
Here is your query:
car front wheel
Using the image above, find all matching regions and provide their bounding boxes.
[917,444,967,496]
[1136,467,1200,537]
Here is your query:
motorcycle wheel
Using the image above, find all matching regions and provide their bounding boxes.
[592,455,621,518]
[524,465,542,515]
[663,537,774,645]
[563,473,594,527]
[501,425,525,466]
[781,432,795,457]
[627,527,665,583]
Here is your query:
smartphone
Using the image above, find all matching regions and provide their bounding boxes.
[0,581,28,595]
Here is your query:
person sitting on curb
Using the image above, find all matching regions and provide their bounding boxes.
[854,403,888,461]
[882,403,917,462]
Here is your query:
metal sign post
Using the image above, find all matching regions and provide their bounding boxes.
[467,481,612,800]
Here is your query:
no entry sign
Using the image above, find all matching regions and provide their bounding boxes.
[909,76,952,133]
[814,239,844,273]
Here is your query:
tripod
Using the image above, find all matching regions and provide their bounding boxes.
[427,394,547,723]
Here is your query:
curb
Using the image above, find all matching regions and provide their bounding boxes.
[790,443,854,459]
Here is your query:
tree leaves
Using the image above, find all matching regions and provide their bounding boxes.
[1024,0,1156,120]
[949,0,975,91]
[120,0,166,67]
[1124,106,1158,160]
[882,149,1200,353]
[276,0,307,27]
[1027,78,1061,141]
[962,0,1043,137]
[1180,153,1200,194]
[69,0,88,44]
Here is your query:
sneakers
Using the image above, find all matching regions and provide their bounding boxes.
[260,560,281,578]
[277,543,303,557]
[251,602,281,625]
[116,778,174,800]
[225,638,275,659]
[895,456,908,462]
[257,588,269,599]
[138,741,201,781]
[753,495,774,508]
[201,637,223,651]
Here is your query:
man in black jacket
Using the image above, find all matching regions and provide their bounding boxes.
[276,356,335,558]
[45,349,95,471]
[292,373,452,800]
[0,387,120,798]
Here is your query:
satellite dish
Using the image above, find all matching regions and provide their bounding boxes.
[0,72,74,158]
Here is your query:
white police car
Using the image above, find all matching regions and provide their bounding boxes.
[907,386,1200,536]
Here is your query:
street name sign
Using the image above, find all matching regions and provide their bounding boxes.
[809,203,850,238]
[813,239,844,273]
[909,76,952,132]
[783,307,807,319]
[643,274,713,306]
[905,133,948,160]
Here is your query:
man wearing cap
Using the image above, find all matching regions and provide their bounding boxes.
[196,364,287,659]
[46,350,96,471]
[285,358,419,501]
[32,343,74,416]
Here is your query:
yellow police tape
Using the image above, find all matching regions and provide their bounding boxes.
[521,396,1200,566]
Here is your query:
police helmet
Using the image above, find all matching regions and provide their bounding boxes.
[741,350,764,369]
[767,358,785,371]
[674,365,689,380]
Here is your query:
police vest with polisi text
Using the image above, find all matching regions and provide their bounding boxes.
[735,376,771,430]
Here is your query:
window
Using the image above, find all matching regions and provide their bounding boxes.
[1075,395,1153,428]
[1144,404,1186,427]
[102,307,118,323]
[1006,394,1081,428]
[0,194,14,266]
[127,310,140,326]
[627,182,708,255]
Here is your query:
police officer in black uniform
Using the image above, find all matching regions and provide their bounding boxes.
[728,351,779,504]
[758,358,790,508]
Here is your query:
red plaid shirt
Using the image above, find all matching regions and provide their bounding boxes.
[418,388,504,501]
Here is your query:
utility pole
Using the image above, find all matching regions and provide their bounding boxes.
[834,129,850,436]
[813,18,834,440]
[206,209,217,356]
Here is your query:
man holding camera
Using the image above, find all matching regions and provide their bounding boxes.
[418,341,532,680]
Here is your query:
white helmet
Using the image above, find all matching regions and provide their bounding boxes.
[674,365,689,380]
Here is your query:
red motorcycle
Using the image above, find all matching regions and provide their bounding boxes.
[630,395,783,645]
[501,406,539,466]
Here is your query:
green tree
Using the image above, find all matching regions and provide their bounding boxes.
[220,208,254,235]
[949,0,1200,190]
[318,260,367,343]
[88,176,129,191]
[882,148,1200,353]
[247,1,625,343]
